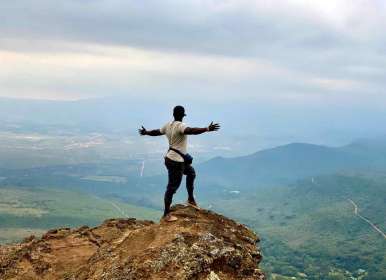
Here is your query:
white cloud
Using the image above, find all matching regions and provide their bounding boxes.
[0,0,385,104]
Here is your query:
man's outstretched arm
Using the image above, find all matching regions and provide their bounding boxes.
[138,126,163,136]
[184,122,220,135]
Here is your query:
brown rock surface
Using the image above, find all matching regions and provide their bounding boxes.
[0,204,264,280]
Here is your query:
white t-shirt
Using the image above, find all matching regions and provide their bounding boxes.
[160,121,188,162]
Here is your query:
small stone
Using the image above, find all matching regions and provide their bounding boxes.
[210,249,220,256]
[220,247,235,255]
[207,271,221,280]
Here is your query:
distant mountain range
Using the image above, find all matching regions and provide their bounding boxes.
[197,137,386,188]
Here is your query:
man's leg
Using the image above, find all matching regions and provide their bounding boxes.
[184,164,196,204]
[164,158,183,217]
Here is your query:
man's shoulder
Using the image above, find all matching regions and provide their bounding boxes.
[176,122,187,131]
[160,121,172,134]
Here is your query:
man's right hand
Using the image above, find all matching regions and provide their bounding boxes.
[208,122,220,132]
[138,126,147,136]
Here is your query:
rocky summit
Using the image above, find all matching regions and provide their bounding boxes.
[0,204,264,280]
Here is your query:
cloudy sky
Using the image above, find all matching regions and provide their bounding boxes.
[1,0,385,103]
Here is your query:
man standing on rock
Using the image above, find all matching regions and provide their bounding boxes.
[139,106,220,222]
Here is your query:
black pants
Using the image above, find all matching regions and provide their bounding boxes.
[164,157,196,216]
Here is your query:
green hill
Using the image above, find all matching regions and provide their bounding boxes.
[197,141,386,188]
[201,173,386,280]
[0,186,160,244]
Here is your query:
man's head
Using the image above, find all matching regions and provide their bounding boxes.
[173,105,186,120]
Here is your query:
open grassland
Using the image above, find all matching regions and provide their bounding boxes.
[0,186,161,244]
[81,175,128,183]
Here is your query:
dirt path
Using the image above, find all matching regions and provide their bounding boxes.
[109,201,130,218]
[347,199,386,240]
[93,195,129,218]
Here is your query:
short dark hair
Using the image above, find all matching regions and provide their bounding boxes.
[173,105,186,118]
